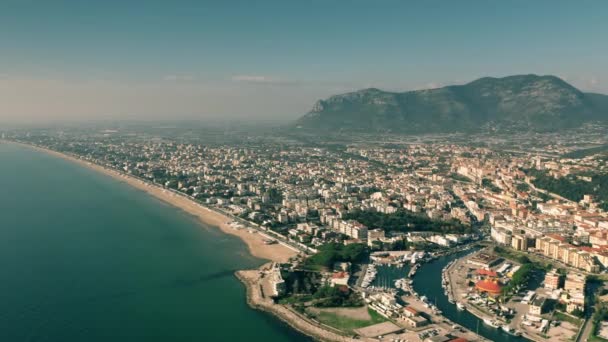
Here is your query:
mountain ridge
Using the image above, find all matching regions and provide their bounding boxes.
[296,74,608,133]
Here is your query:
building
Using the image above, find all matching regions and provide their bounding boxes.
[529,297,547,316]
[475,279,503,296]
[400,307,428,328]
[511,234,528,251]
[429,234,452,247]
[368,228,385,241]
[491,226,512,245]
[467,252,501,268]
[564,273,586,293]
[403,314,428,328]
[477,269,498,278]
[367,228,386,246]
[334,220,368,242]
[330,271,350,287]
[544,271,562,290]
[564,273,586,313]
[269,263,286,297]
[535,235,600,273]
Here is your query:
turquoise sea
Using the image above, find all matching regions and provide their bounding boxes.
[0,143,310,341]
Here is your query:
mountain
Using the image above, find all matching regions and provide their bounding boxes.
[295,75,608,133]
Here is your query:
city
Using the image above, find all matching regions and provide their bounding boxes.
[1,2,607,341]
[4,124,608,342]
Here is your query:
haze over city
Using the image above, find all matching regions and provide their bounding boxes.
[1,0,607,123]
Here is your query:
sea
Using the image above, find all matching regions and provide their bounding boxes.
[0,143,311,342]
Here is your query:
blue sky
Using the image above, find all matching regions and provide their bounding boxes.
[0,0,606,122]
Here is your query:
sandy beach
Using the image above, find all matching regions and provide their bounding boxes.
[10,142,297,264]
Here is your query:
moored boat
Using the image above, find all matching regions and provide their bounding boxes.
[483,318,501,328]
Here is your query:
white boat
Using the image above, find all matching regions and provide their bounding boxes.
[456,302,466,311]
[483,318,501,328]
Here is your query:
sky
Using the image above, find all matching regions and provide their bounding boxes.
[0,0,607,123]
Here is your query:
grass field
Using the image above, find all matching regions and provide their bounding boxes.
[311,308,387,334]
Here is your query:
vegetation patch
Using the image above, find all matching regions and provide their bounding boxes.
[304,243,367,269]
[526,169,608,211]
[344,209,472,234]
[309,308,387,334]
[493,246,550,269]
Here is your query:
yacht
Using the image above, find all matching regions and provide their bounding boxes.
[456,302,466,311]
[483,318,501,328]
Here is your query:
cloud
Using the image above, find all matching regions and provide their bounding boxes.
[425,82,444,89]
[590,77,599,86]
[567,75,605,93]
[231,75,272,83]
[163,74,196,82]
[230,74,302,86]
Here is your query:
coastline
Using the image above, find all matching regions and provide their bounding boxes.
[12,142,297,263]
[5,141,355,342]
[236,266,359,342]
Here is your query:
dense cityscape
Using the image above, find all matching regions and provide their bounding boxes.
[4,125,608,342]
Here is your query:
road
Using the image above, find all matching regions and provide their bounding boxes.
[575,279,606,342]
[576,318,592,342]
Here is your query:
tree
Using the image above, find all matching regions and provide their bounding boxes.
[305,243,368,269]
[343,209,472,234]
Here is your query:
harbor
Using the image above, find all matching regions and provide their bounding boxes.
[413,249,528,342]
[440,248,582,342]
[358,263,489,341]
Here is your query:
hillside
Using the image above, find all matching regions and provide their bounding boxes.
[295,75,608,133]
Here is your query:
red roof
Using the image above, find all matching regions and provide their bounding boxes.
[405,306,419,315]
[476,280,503,294]
[449,338,469,342]
[547,234,567,242]
[477,269,498,277]
[332,271,348,279]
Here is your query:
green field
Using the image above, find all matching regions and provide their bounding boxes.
[311,308,388,334]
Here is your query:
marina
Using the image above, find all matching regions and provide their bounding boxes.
[413,249,528,342]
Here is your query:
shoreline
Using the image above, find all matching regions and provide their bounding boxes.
[9,141,297,264]
[5,141,360,342]
[235,265,359,342]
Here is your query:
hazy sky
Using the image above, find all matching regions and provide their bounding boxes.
[1,0,607,123]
